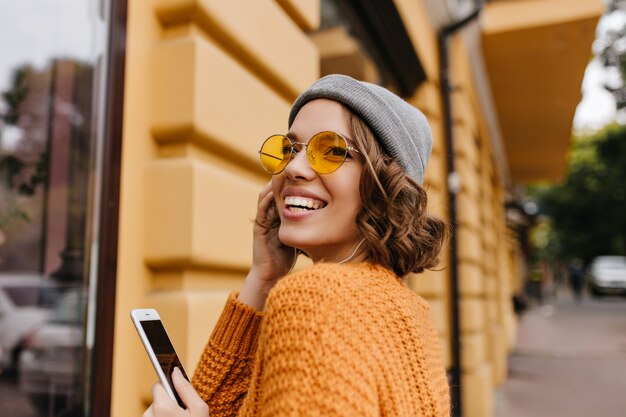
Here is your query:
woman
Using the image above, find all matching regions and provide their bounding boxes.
[144,74,450,417]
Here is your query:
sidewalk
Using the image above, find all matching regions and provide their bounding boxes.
[494,290,626,417]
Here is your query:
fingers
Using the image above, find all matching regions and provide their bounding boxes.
[151,381,169,402]
[257,181,273,205]
[256,182,278,226]
[146,382,178,416]
[258,190,275,216]
[172,367,209,415]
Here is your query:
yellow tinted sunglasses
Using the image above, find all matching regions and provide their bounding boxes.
[258,131,361,175]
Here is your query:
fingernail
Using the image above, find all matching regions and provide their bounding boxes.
[173,367,180,376]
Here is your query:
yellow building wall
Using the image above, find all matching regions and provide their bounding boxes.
[449,31,521,417]
[111,1,319,416]
[112,1,522,417]
[395,0,452,370]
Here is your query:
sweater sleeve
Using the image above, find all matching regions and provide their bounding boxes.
[240,268,380,417]
[191,292,263,417]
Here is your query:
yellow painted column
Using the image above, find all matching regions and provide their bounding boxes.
[479,144,508,389]
[111,1,319,416]
[450,37,494,417]
[411,79,451,367]
[455,121,494,417]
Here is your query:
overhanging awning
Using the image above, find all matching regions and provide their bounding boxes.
[481,0,604,183]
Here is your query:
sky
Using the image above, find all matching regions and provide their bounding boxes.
[0,0,106,151]
[573,7,626,131]
[0,0,105,92]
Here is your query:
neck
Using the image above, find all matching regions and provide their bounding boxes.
[305,238,368,264]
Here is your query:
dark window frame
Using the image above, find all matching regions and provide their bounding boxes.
[335,0,427,96]
[89,0,127,416]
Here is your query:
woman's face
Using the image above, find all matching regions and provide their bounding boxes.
[272,99,364,263]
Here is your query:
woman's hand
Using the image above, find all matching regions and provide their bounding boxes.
[238,181,295,310]
[143,368,209,417]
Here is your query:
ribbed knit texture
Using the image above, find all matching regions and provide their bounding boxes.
[192,262,450,417]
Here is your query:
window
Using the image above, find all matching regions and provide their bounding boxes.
[314,0,426,96]
[0,1,114,415]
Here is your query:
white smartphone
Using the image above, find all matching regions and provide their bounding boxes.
[130,308,190,408]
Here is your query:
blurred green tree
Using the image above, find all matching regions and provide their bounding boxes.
[598,0,626,109]
[530,125,626,264]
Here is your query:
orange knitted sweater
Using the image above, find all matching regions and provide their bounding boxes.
[192,262,450,417]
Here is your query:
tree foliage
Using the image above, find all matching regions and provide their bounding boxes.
[530,124,626,264]
[598,0,626,109]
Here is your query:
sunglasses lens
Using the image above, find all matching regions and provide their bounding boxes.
[259,135,291,174]
[308,132,348,174]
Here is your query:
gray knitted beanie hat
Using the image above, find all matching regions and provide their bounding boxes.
[288,74,432,184]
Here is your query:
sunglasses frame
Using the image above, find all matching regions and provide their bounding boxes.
[258,131,361,175]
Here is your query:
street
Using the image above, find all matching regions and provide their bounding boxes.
[495,290,626,417]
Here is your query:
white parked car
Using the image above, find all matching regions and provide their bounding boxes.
[19,288,85,413]
[588,256,626,297]
[0,275,52,372]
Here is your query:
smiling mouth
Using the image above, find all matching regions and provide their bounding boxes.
[284,196,326,213]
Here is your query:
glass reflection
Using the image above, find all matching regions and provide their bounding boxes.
[0,1,106,416]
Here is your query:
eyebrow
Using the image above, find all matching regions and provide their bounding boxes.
[285,132,298,141]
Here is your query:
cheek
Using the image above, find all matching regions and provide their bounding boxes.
[344,173,364,219]
[347,197,363,221]
[326,171,362,212]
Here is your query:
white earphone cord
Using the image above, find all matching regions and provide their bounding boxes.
[338,238,367,264]
[288,238,367,273]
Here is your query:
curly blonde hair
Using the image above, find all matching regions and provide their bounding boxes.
[346,109,447,277]
[260,105,447,277]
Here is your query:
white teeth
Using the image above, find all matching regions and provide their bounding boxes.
[284,196,324,210]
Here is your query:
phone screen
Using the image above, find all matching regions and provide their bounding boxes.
[140,319,189,408]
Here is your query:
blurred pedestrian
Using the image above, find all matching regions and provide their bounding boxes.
[512,292,529,316]
[143,74,450,417]
[527,265,545,303]
[569,258,585,303]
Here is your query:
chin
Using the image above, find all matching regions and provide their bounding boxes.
[278,226,315,250]
[279,223,336,252]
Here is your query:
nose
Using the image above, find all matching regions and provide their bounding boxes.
[284,148,315,180]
